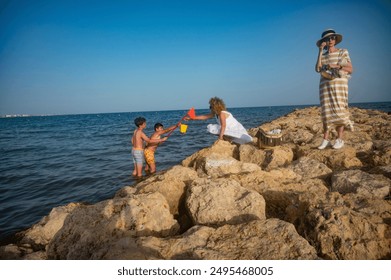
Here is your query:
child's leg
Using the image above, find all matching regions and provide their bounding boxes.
[136,163,143,178]
[132,162,137,176]
[149,162,156,174]
[144,160,150,173]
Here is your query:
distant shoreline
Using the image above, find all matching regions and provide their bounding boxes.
[1,101,391,119]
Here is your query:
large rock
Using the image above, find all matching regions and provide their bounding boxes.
[287,191,391,260]
[0,202,82,260]
[238,144,267,166]
[182,140,239,168]
[331,170,391,199]
[370,164,391,179]
[289,156,332,180]
[19,202,81,249]
[116,166,198,216]
[197,153,261,178]
[296,145,363,170]
[262,146,294,171]
[370,140,391,166]
[47,192,179,259]
[182,140,261,178]
[137,219,318,260]
[186,178,266,226]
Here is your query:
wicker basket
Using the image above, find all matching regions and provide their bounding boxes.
[256,128,283,148]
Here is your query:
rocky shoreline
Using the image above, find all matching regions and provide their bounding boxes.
[1,106,390,260]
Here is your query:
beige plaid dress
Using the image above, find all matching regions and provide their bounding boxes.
[319,48,352,131]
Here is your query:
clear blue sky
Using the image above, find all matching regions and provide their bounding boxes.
[0,0,390,115]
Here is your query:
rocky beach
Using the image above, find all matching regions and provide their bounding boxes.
[1,106,390,260]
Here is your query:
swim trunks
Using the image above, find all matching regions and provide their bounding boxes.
[132,148,144,165]
[144,148,155,166]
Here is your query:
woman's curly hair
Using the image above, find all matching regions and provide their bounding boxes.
[209,97,226,115]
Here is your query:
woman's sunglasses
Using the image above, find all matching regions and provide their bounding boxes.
[324,36,336,42]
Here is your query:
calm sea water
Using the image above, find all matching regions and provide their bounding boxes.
[0,102,390,243]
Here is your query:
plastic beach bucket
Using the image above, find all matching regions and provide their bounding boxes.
[180,124,188,133]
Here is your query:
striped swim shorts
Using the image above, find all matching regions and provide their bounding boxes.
[132,148,144,165]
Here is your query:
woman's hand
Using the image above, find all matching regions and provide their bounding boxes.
[319,42,326,50]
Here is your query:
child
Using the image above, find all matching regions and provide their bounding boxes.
[144,122,179,174]
[131,117,167,178]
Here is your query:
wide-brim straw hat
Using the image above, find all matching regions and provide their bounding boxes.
[316,29,343,47]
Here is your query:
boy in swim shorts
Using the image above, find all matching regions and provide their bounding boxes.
[144,122,179,174]
[131,117,167,178]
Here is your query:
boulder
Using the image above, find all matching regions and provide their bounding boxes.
[116,166,199,216]
[331,170,391,199]
[263,146,294,171]
[47,192,179,259]
[182,140,238,168]
[370,140,391,166]
[298,192,391,260]
[289,156,332,180]
[137,219,318,260]
[19,202,82,249]
[238,144,267,166]
[186,178,266,226]
[370,164,391,179]
[296,145,362,170]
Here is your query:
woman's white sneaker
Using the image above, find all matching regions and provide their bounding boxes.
[332,139,344,149]
[318,139,330,150]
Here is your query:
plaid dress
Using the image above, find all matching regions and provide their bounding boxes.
[319,48,352,131]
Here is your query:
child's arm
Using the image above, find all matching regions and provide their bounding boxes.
[157,123,180,135]
[141,132,167,143]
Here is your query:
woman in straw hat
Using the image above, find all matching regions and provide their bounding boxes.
[315,29,353,150]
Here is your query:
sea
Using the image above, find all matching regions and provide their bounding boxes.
[0,102,390,244]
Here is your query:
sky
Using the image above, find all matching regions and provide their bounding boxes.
[0,0,390,115]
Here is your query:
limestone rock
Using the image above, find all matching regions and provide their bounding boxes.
[182,140,238,168]
[19,202,82,249]
[263,146,294,171]
[289,156,332,180]
[331,170,391,199]
[238,144,267,166]
[186,178,266,226]
[298,192,391,259]
[296,145,362,170]
[370,164,391,179]
[0,244,23,260]
[47,192,179,259]
[138,219,318,260]
[370,140,391,166]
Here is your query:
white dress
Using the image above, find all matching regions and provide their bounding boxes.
[207,111,252,144]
